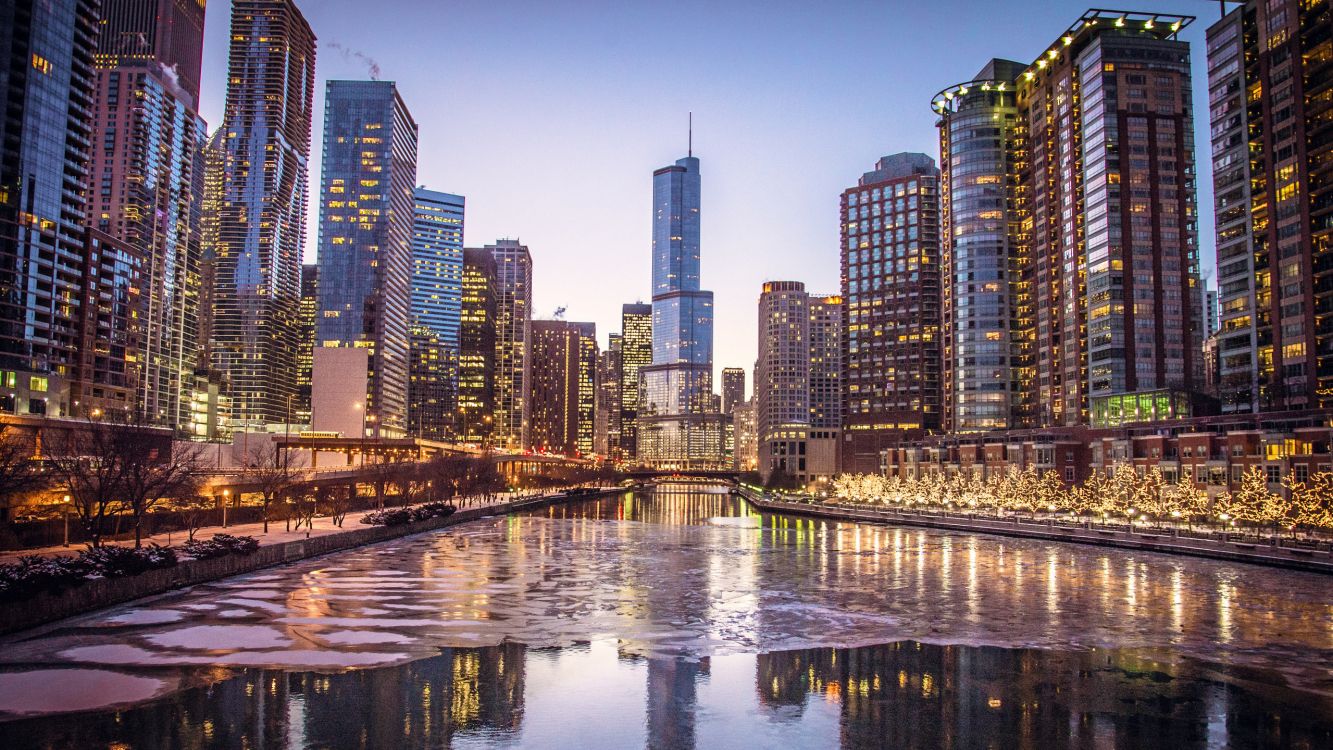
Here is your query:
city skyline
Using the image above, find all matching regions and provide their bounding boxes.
[192,0,1227,382]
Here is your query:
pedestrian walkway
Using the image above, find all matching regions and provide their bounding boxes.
[0,491,542,565]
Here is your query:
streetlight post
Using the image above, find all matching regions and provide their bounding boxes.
[222,488,231,528]
[62,494,71,547]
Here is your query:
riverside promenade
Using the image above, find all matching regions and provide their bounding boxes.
[1,486,627,636]
[738,487,1333,575]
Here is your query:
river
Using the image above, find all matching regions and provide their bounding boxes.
[0,484,1330,748]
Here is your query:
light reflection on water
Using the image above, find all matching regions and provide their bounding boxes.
[0,484,1331,749]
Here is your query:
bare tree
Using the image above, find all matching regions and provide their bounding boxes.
[45,419,132,548]
[243,443,306,534]
[120,441,205,547]
[0,426,48,541]
[171,492,214,542]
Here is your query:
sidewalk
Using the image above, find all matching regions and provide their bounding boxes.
[0,491,538,565]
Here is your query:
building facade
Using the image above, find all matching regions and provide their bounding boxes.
[296,264,318,422]
[315,80,418,437]
[211,0,316,428]
[410,188,464,430]
[408,325,449,439]
[721,367,746,415]
[933,59,1033,434]
[89,0,209,432]
[637,155,726,468]
[527,321,597,457]
[618,302,652,459]
[840,153,943,473]
[0,0,101,418]
[597,334,622,458]
[457,248,497,444]
[483,240,532,449]
[1207,0,1332,414]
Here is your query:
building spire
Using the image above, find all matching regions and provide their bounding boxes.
[688,111,692,157]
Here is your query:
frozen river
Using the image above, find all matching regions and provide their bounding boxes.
[1,485,1330,748]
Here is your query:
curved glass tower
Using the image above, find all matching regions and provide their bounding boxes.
[933,59,1033,433]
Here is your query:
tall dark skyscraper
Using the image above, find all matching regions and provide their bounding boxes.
[315,80,418,436]
[89,0,209,431]
[296,263,318,421]
[637,148,726,468]
[458,248,497,443]
[212,0,316,427]
[478,240,531,449]
[839,153,943,473]
[721,367,745,415]
[0,0,99,417]
[1208,0,1332,413]
[618,302,652,458]
[410,188,464,433]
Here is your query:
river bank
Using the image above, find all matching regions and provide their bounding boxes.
[737,487,1333,574]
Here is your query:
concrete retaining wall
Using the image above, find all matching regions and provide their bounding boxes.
[738,488,1333,575]
[0,489,620,636]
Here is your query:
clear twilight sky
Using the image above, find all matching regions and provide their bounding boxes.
[197,0,1223,390]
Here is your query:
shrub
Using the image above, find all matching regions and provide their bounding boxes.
[360,503,454,526]
[181,534,260,560]
[81,544,178,578]
[0,555,92,603]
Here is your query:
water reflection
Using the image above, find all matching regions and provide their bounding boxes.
[3,485,1333,748]
[4,640,1330,749]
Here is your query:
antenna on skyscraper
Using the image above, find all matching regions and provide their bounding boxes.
[688,112,692,157]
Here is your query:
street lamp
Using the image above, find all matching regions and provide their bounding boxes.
[62,494,71,547]
[222,488,231,528]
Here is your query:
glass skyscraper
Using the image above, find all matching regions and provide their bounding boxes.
[409,188,464,435]
[212,0,316,428]
[315,80,418,437]
[637,154,726,468]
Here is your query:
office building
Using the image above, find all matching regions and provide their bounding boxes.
[482,240,532,449]
[71,229,145,417]
[597,334,622,458]
[408,325,450,439]
[458,248,497,443]
[721,367,746,415]
[212,0,316,427]
[839,153,942,472]
[528,321,597,457]
[89,0,209,431]
[296,264,318,422]
[410,188,464,427]
[734,398,758,473]
[619,302,652,458]
[315,80,418,437]
[637,153,727,468]
[1207,0,1331,413]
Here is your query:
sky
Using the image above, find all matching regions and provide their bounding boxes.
[197,0,1224,392]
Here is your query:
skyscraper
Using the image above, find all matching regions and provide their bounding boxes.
[1207,0,1331,413]
[410,188,464,424]
[618,302,652,458]
[315,80,418,437]
[483,240,532,449]
[721,368,746,415]
[89,0,209,431]
[212,0,316,427]
[755,283,841,486]
[408,325,449,439]
[839,154,942,472]
[597,334,622,458]
[1017,10,1202,427]
[528,321,597,457]
[928,11,1204,430]
[458,248,497,443]
[0,0,100,418]
[637,151,726,468]
[933,59,1033,433]
[296,263,318,422]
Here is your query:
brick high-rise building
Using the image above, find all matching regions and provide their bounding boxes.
[930,10,1204,432]
[212,0,316,428]
[528,321,597,457]
[1207,0,1332,413]
[839,153,942,472]
[89,0,209,430]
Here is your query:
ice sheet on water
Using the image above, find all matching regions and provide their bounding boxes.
[97,609,185,626]
[0,669,170,716]
[1,513,1331,703]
